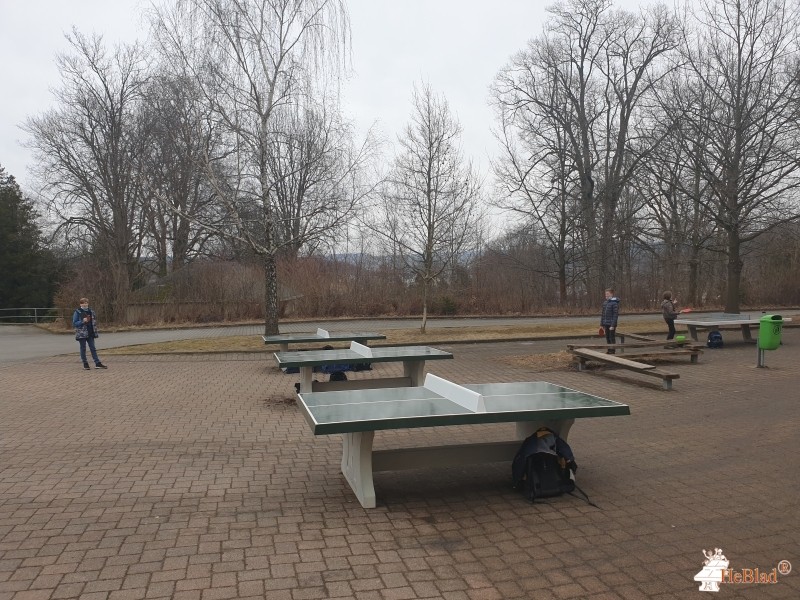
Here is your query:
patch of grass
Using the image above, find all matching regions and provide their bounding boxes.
[104,320,670,355]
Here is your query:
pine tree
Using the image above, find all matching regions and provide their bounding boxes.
[0,165,58,310]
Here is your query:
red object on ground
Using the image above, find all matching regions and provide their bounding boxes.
[680,308,693,313]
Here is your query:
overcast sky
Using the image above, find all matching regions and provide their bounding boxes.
[0,0,661,193]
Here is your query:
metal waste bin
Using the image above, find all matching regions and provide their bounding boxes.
[757,314,783,350]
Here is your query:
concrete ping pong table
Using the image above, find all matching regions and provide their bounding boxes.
[274,342,454,393]
[297,374,630,508]
[263,328,386,352]
[675,314,792,343]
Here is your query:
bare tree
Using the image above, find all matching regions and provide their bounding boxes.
[494,0,678,300]
[24,31,150,321]
[150,0,355,334]
[141,71,225,275]
[267,102,378,259]
[372,84,483,333]
[492,73,584,306]
[674,0,800,312]
[634,75,720,306]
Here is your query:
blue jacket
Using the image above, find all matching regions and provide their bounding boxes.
[73,308,98,340]
[601,296,620,327]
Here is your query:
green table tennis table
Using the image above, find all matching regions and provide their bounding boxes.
[297,374,630,508]
[275,342,454,393]
[675,314,792,343]
[263,328,386,352]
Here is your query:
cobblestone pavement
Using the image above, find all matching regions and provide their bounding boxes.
[1,333,798,599]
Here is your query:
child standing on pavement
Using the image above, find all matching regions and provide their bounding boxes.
[600,288,620,354]
[72,297,107,370]
[661,291,679,340]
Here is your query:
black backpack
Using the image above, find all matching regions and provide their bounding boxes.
[512,428,577,502]
[707,331,723,349]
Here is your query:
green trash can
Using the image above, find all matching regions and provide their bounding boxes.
[758,314,783,350]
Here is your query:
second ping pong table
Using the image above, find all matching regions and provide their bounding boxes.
[275,342,454,393]
[297,374,630,508]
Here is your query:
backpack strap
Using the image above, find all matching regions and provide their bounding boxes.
[568,484,601,509]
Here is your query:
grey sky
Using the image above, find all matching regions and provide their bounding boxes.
[1,0,660,193]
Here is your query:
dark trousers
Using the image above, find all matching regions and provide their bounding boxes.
[605,327,616,353]
[78,337,100,365]
[665,319,676,340]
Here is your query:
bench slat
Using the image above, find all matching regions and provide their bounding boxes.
[567,340,699,350]
[571,348,657,370]
[612,349,699,358]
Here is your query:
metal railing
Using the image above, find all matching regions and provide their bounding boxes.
[0,307,64,325]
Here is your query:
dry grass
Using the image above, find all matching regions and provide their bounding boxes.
[104,319,669,355]
[501,351,575,371]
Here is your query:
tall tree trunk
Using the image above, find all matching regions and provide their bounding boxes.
[558,263,567,306]
[263,253,279,336]
[725,232,742,313]
[688,257,699,307]
[421,278,429,334]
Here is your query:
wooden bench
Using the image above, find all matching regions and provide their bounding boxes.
[567,342,703,364]
[570,347,680,390]
[617,332,661,343]
[617,331,704,348]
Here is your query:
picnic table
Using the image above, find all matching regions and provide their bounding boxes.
[675,314,792,343]
[263,328,386,352]
[297,374,630,508]
[274,342,453,393]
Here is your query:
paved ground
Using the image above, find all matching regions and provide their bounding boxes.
[1,332,798,599]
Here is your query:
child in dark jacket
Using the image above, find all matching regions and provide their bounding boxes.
[600,288,620,353]
[661,291,679,340]
[72,297,107,370]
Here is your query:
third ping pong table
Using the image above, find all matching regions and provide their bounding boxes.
[263,328,386,352]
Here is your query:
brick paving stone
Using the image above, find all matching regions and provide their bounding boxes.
[1,333,799,599]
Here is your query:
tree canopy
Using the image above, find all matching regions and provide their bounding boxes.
[0,165,59,310]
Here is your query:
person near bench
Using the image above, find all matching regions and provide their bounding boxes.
[601,288,620,354]
[661,291,680,340]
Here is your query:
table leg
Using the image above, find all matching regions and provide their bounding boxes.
[341,431,376,508]
[299,367,314,394]
[688,325,698,341]
[403,360,426,386]
[279,342,289,352]
[741,324,753,342]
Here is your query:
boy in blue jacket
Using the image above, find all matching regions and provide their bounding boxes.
[600,288,620,354]
[73,297,107,370]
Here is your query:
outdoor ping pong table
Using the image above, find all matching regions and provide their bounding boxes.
[263,328,386,352]
[675,314,792,343]
[274,342,454,393]
[297,374,630,508]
